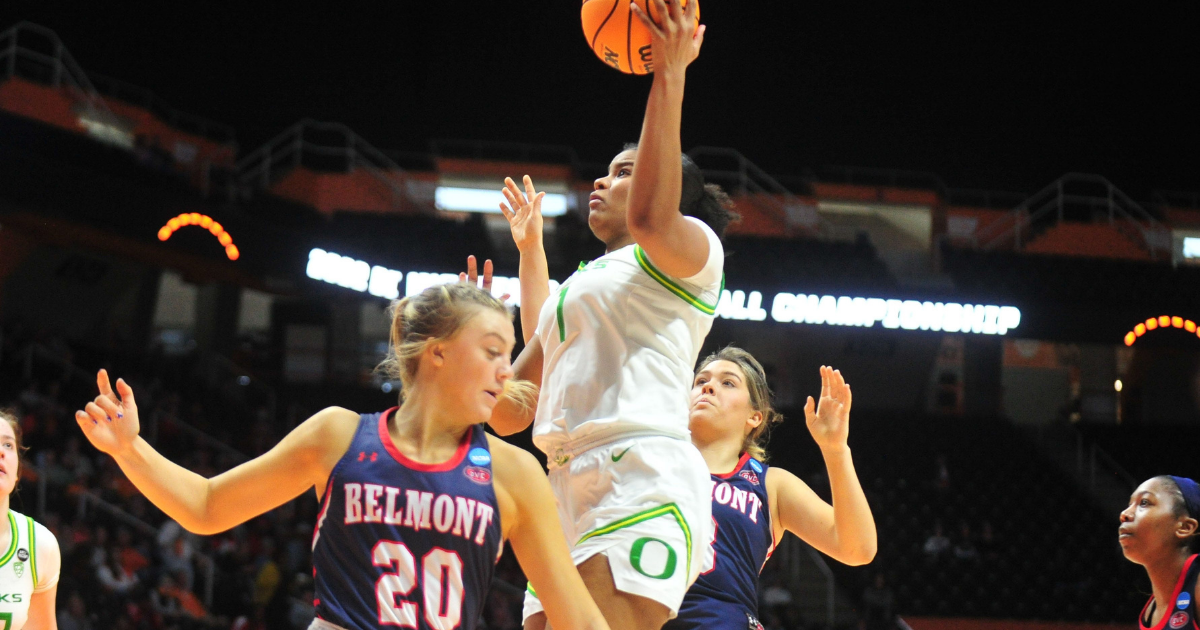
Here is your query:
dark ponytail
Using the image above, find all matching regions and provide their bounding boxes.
[624,143,740,238]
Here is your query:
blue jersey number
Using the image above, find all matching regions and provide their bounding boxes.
[373,541,464,629]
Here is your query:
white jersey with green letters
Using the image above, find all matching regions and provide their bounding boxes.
[0,509,60,630]
[532,216,724,456]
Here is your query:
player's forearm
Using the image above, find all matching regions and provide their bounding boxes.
[628,69,686,233]
[518,242,551,344]
[822,445,878,565]
[112,437,217,533]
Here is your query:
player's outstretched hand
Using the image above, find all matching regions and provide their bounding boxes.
[75,369,141,457]
[804,366,853,454]
[459,255,510,302]
[631,0,705,75]
[500,175,545,254]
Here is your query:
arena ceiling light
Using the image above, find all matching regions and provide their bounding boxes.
[1123,315,1200,346]
[434,186,569,217]
[158,213,240,260]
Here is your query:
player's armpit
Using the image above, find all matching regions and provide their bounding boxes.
[490,440,610,630]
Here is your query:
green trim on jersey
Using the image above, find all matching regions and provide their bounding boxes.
[633,246,722,316]
[575,502,694,578]
[556,285,569,343]
[0,512,17,568]
[526,582,537,598]
[26,515,37,586]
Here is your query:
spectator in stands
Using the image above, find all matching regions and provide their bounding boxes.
[158,519,197,590]
[1119,475,1200,628]
[923,521,951,560]
[977,520,999,561]
[933,454,950,492]
[57,591,94,630]
[953,521,979,562]
[860,573,895,630]
[95,545,137,595]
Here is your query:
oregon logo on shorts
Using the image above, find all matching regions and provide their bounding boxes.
[630,537,677,580]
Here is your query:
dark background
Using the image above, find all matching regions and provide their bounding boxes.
[3,2,1197,196]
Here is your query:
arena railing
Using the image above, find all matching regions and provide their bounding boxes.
[236,119,429,213]
[24,462,218,608]
[974,173,1173,260]
[429,138,581,170]
[0,21,234,145]
[687,146,859,241]
[0,21,112,123]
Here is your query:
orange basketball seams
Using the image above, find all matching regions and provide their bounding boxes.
[581,0,699,75]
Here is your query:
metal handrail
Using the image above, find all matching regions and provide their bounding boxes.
[688,146,840,238]
[974,173,1172,259]
[430,138,580,168]
[23,463,217,607]
[800,540,837,630]
[1154,189,1200,210]
[237,119,427,213]
[0,21,111,120]
[0,21,235,145]
[816,164,947,192]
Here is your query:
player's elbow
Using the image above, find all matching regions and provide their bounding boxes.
[842,540,878,566]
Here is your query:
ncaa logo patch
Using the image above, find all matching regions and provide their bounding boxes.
[1170,612,1190,629]
[468,448,491,466]
[739,470,760,485]
[16,548,28,562]
[1179,592,1192,609]
[464,466,492,485]
[749,459,763,474]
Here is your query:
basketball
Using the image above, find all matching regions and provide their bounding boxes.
[581,0,699,75]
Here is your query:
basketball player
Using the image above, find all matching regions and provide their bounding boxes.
[75,284,611,630]
[1120,476,1200,629]
[482,2,736,628]
[661,349,876,630]
[0,411,60,629]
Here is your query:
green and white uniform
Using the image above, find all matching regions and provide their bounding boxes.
[525,217,723,619]
[0,509,60,630]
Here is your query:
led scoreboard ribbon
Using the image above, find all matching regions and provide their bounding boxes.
[306,248,1023,336]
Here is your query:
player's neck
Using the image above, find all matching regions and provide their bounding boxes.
[1146,550,1190,616]
[0,498,9,541]
[694,435,744,476]
[605,234,635,254]
[392,392,472,464]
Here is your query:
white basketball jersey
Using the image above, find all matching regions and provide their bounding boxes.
[532,217,724,454]
[0,510,60,630]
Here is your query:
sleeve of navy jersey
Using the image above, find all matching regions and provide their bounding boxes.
[310,410,503,630]
[667,453,774,630]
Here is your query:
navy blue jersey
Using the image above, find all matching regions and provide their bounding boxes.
[1141,554,1200,630]
[667,453,775,630]
[311,409,502,630]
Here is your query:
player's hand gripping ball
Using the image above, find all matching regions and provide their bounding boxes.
[581,0,699,75]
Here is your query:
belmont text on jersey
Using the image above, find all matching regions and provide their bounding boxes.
[311,409,502,630]
[666,454,774,630]
[341,484,496,545]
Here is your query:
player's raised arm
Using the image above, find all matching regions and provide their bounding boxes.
[771,367,877,566]
[500,175,552,342]
[75,369,355,535]
[626,0,712,279]
[489,436,610,630]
